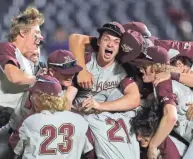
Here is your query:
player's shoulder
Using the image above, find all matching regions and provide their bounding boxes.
[114,60,126,72]
[23,113,41,122]
[0,42,16,56]
[64,111,87,121]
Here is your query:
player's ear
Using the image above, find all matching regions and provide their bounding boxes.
[19,29,26,38]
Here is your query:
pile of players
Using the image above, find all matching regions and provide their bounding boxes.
[0,6,193,159]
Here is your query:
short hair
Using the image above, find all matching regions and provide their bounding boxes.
[130,107,161,137]
[171,56,193,68]
[34,93,68,112]
[8,6,44,42]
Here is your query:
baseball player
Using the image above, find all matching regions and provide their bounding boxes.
[134,47,193,158]
[0,6,44,122]
[0,7,45,159]
[0,48,47,159]
[153,54,193,88]
[9,74,94,159]
[47,49,82,105]
[70,22,140,112]
[129,46,178,159]
[84,111,140,159]
[69,22,140,158]
[130,107,180,159]
[8,49,83,133]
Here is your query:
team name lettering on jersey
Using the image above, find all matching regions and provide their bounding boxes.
[95,80,119,92]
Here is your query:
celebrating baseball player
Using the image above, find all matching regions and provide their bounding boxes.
[47,49,82,105]
[0,7,44,159]
[70,22,140,111]
[69,22,141,159]
[134,46,193,158]
[130,106,180,159]
[9,74,94,159]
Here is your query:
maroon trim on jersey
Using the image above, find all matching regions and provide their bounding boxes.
[82,127,96,159]
[85,52,92,64]
[140,137,180,159]
[158,137,181,159]
[120,76,134,92]
[9,112,34,150]
[155,79,177,106]
[0,42,20,69]
[154,39,193,59]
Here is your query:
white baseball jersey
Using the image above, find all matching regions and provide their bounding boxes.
[84,111,140,159]
[74,52,134,105]
[10,110,93,159]
[171,80,193,142]
[0,42,35,109]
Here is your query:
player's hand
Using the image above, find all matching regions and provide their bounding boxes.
[153,72,171,87]
[186,103,193,120]
[77,69,94,89]
[147,146,158,159]
[82,97,101,111]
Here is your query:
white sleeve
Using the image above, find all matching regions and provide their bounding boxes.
[13,122,28,155]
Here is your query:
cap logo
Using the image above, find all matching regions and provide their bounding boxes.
[184,42,190,49]
[64,56,73,63]
[121,44,133,53]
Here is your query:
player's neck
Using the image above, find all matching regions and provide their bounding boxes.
[12,39,27,55]
[96,54,115,68]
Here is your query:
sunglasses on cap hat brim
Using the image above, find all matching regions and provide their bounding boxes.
[48,60,77,69]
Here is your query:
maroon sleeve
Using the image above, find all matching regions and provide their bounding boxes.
[155,40,193,59]
[155,79,177,106]
[158,137,181,159]
[0,42,20,68]
[85,52,92,64]
[8,113,33,150]
[81,127,96,159]
[120,76,135,92]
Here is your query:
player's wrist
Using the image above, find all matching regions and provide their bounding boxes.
[149,140,158,149]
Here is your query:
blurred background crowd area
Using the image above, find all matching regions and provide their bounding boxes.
[1,0,193,62]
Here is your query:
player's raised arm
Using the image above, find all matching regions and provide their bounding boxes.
[69,34,95,89]
[69,34,92,70]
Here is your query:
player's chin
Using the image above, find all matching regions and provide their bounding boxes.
[140,142,148,148]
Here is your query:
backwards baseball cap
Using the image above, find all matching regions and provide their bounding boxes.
[118,30,144,63]
[123,21,151,37]
[97,22,125,38]
[48,50,82,74]
[27,74,62,96]
[131,46,170,68]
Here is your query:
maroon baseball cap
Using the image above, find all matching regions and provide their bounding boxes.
[118,30,144,63]
[131,46,170,68]
[123,21,151,37]
[27,74,62,96]
[48,50,82,74]
[97,22,125,38]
